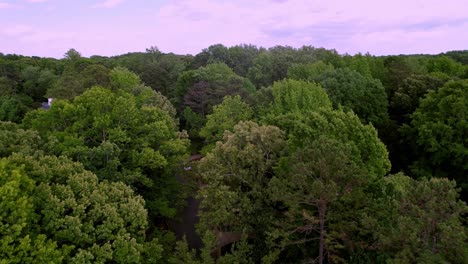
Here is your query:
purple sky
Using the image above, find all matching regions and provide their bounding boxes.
[1,0,467,58]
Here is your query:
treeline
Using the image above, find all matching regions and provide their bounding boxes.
[0,45,467,263]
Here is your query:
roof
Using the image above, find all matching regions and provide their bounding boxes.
[41,102,50,110]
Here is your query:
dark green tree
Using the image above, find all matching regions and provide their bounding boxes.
[390,74,446,125]
[198,121,287,261]
[287,61,334,82]
[270,137,367,264]
[382,174,467,263]
[20,66,57,101]
[0,121,43,157]
[410,80,468,197]
[317,68,388,125]
[0,95,33,123]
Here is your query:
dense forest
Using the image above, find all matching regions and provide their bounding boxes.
[0,45,467,263]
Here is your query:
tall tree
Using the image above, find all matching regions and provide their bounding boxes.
[266,79,332,116]
[23,86,189,218]
[264,108,391,178]
[21,66,57,101]
[270,137,367,264]
[382,174,468,263]
[287,61,334,82]
[390,74,446,125]
[317,68,389,125]
[5,154,163,263]
[199,95,253,152]
[198,121,287,261]
[410,80,468,198]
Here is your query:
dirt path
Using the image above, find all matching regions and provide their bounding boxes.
[167,154,203,249]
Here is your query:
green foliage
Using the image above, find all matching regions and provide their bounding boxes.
[3,154,161,263]
[318,68,389,124]
[343,53,373,78]
[0,160,64,263]
[23,86,189,218]
[383,174,468,263]
[1,44,467,263]
[426,56,464,77]
[176,63,253,113]
[131,84,177,118]
[21,66,57,101]
[0,95,32,123]
[287,61,334,82]
[267,79,332,115]
[247,52,274,88]
[38,171,149,263]
[0,121,43,157]
[64,49,82,61]
[110,67,141,91]
[198,121,287,261]
[0,77,17,96]
[226,44,261,76]
[390,74,446,124]
[169,237,201,264]
[176,63,238,97]
[176,63,255,139]
[247,46,343,88]
[196,44,230,66]
[168,232,217,264]
[261,95,391,262]
[217,237,255,264]
[143,57,188,99]
[410,80,468,195]
[383,56,427,97]
[46,69,85,99]
[6,153,86,184]
[265,109,391,178]
[182,107,206,138]
[199,95,253,151]
[80,64,110,89]
[270,137,368,263]
[443,50,468,64]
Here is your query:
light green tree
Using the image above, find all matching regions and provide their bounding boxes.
[23,86,189,218]
[5,154,162,263]
[264,108,391,178]
[0,160,65,263]
[0,121,43,157]
[267,79,332,116]
[199,95,253,152]
[110,67,141,92]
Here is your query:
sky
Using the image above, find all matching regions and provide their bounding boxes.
[0,0,467,58]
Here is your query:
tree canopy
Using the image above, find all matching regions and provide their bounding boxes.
[0,45,467,263]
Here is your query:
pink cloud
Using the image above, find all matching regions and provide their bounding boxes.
[0,1,19,8]
[26,0,48,3]
[93,0,125,9]
[1,25,33,36]
[148,0,468,55]
[1,0,467,57]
